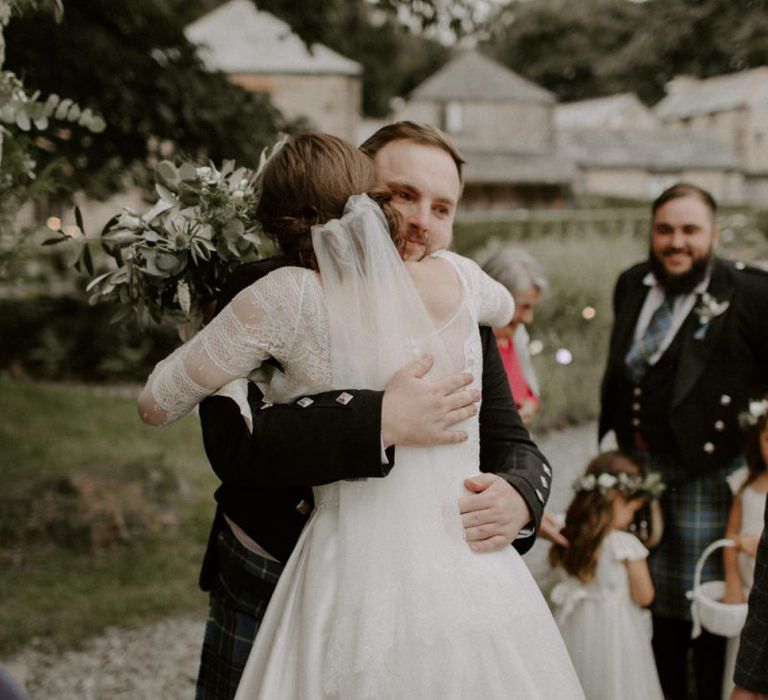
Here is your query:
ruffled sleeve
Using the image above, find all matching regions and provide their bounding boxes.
[607,530,649,562]
[434,250,514,327]
[726,465,749,495]
[139,267,308,426]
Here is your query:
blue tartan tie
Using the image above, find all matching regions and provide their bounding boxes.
[625,294,676,383]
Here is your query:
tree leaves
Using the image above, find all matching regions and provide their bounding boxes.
[485,0,768,105]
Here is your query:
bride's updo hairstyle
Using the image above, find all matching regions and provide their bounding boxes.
[256,133,403,269]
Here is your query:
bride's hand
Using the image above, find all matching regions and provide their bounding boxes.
[459,474,532,552]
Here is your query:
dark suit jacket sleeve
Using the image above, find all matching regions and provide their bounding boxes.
[476,326,551,554]
[200,386,392,487]
[199,259,395,486]
[733,493,768,693]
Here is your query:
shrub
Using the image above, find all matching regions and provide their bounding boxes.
[0,296,178,382]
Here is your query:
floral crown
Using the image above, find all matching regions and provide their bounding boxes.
[738,399,768,430]
[573,471,666,499]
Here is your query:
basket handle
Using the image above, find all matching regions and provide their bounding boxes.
[692,538,736,591]
[688,538,736,639]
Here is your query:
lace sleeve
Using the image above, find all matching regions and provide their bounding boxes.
[438,251,514,326]
[139,267,308,426]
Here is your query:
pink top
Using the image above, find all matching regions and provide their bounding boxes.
[497,338,539,409]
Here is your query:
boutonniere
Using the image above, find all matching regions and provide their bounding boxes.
[693,292,729,339]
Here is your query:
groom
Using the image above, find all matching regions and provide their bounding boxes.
[194,122,553,699]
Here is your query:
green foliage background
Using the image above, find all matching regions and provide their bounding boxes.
[485,0,768,104]
[0,379,216,653]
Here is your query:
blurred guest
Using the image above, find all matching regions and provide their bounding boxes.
[482,246,547,426]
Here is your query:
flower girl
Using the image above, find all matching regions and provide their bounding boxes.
[721,398,768,700]
[550,451,665,700]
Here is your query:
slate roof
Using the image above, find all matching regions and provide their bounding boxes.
[655,67,768,120]
[561,128,740,170]
[409,51,554,104]
[555,93,657,129]
[185,0,361,76]
[463,149,576,185]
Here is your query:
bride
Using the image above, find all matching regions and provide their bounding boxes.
[139,133,583,699]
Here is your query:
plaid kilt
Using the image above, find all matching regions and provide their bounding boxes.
[195,527,284,700]
[633,451,734,621]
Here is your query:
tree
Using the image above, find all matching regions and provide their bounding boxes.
[484,0,648,103]
[485,0,768,105]
[1,0,105,277]
[4,0,285,202]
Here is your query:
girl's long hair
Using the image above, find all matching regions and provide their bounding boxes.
[255,133,404,269]
[549,451,642,583]
[743,411,768,490]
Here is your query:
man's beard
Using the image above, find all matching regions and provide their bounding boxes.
[648,247,713,294]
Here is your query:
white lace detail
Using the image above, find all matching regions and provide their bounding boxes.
[141,266,331,425]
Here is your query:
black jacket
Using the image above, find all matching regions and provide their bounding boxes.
[199,259,552,588]
[600,257,768,475]
[733,492,768,693]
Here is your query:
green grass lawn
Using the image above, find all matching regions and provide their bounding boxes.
[0,378,218,655]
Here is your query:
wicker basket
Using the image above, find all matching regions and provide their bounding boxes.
[687,538,749,638]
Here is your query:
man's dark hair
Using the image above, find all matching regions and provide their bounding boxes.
[359,121,465,187]
[651,182,718,218]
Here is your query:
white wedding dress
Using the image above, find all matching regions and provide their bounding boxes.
[144,196,583,699]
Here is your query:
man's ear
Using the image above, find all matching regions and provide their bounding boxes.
[712,224,721,247]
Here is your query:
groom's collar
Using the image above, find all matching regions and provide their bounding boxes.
[642,270,711,296]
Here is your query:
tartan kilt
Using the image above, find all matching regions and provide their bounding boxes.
[643,462,734,621]
[195,527,284,700]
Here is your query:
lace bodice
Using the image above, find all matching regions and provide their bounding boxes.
[140,250,513,426]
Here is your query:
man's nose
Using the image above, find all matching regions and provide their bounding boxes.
[407,202,430,232]
[669,229,686,248]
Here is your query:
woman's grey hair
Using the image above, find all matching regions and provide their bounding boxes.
[481,246,548,300]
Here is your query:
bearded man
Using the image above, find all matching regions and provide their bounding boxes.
[599,183,768,700]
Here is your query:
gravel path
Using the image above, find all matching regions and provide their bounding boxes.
[3,422,599,699]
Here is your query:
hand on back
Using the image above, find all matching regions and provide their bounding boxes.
[381,353,479,448]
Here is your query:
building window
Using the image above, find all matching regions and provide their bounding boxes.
[444,101,463,135]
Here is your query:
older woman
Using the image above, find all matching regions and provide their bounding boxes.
[482,246,547,426]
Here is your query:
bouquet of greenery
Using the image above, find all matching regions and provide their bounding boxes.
[48,156,276,329]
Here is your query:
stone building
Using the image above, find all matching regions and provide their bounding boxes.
[655,68,768,205]
[186,0,362,143]
[555,93,658,131]
[396,51,575,210]
[560,127,743,203]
